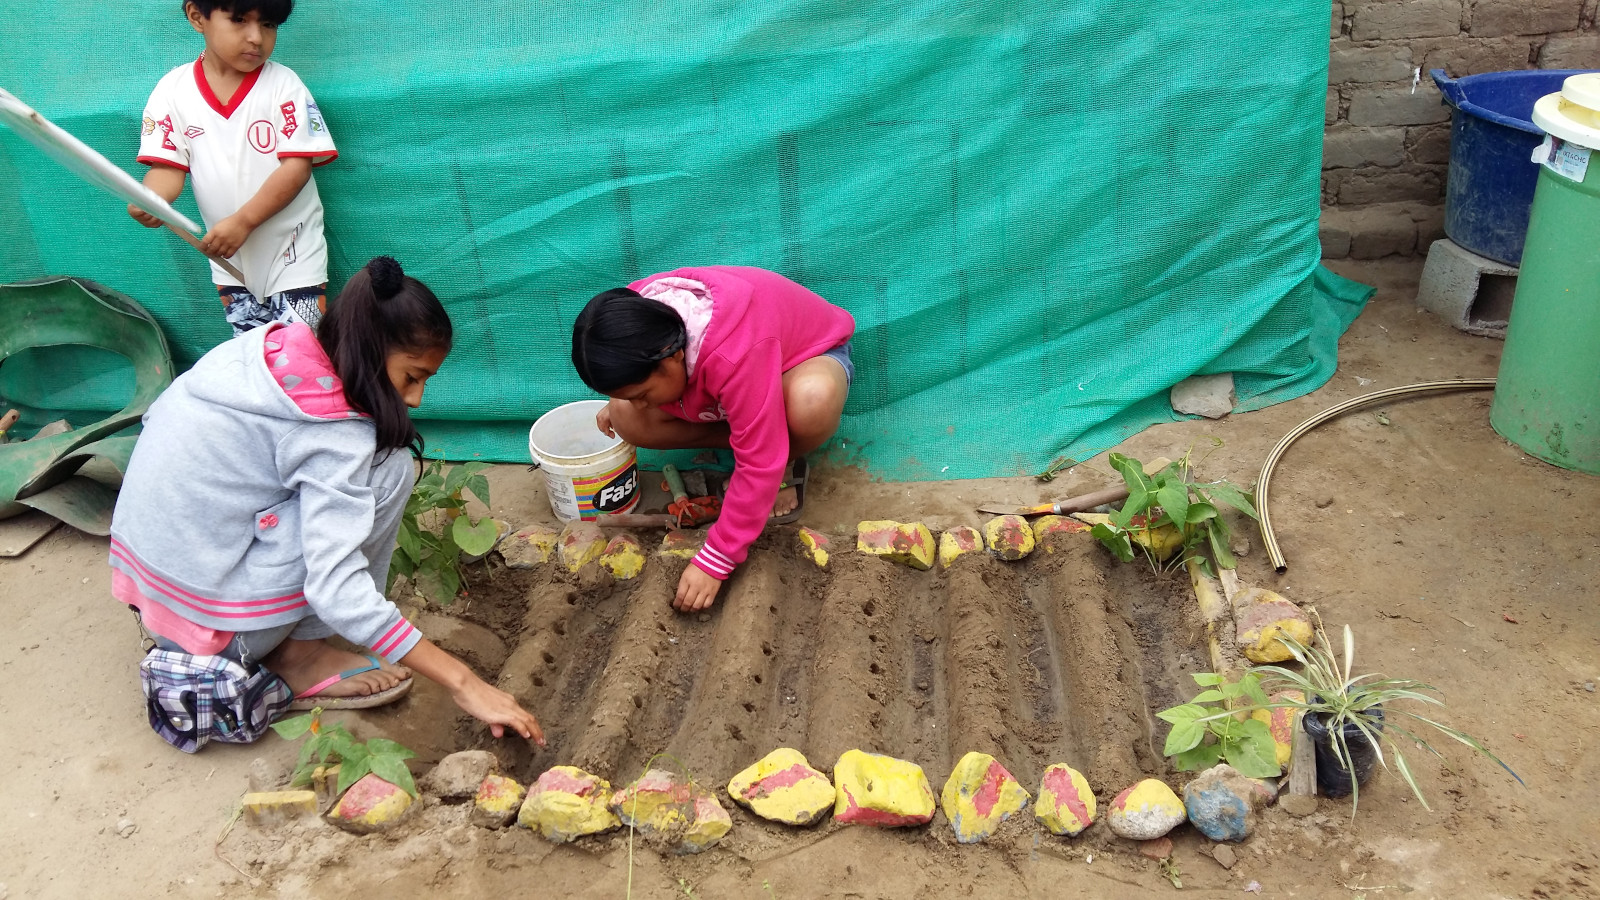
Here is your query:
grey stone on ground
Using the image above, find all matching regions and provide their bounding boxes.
[1213,844,1238,869]
[1171,373,1236,419]
[420,750,499,801]
[1281,794,1318,817]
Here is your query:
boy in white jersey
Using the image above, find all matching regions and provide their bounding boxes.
[128,0,337,335]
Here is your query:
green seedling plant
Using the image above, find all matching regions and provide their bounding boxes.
[388,458,498,603]
[1157,670,1282,779]
[272,707,418,798]
[1090,443,1258,576]
[1240,623,1522,817]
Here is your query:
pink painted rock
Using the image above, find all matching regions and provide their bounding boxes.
[517,766,620,843]
[608,769,731,854]
[559,521,607,572]
[798,528,832,568]
[1032,515,1091,552]
[939,526,984,568]
[984,515,1036,560]
[1107,778,1186,840]
[832,749,936,827]
[1034,763,1097,836]
[940,751,1031,843]
[327,773,412,834]
[658,530,703,559]
[501,525,560,568]
[856,521,935,570]
[727,748,835,826]
[471,774,525,828]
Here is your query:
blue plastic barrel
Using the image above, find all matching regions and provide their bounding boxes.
[1431,68,1595,266]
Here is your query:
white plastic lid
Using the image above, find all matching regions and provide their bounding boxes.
[1532,73,1600,151]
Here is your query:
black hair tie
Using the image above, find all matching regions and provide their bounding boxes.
[368,256,405,301]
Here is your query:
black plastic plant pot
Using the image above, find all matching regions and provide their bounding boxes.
[1303,707,1385,798]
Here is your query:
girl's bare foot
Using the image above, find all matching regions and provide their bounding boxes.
[773,483,800,518]
[264,638,410,698]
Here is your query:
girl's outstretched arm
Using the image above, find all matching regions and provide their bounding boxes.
[399,639,546,745]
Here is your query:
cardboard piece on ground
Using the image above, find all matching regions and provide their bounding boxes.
[0,509,60,557]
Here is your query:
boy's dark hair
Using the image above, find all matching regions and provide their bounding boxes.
[318,256,452,455]
[571,288,688,394]
[184,0,294,25]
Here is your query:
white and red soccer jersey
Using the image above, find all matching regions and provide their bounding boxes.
[138,56,337,298]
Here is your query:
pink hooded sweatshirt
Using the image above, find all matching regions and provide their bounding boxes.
[628,266,855,581]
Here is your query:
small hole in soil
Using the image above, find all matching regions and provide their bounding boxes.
[553,621,566,636]
[632,695,643,709]
[869,662,881,675]
[657,622,669,632]
[868,691,879,702]
[532,676,544,688]
[868,634,880,644]
[727,724,744,741]
[742,701,755,713]
[565,593,578,605]
[643,675,653,685]
[769,606,777,614]
[862,600,876,616]
[752,673,763,684]
[761,642,773,656]
[541,651,554,665]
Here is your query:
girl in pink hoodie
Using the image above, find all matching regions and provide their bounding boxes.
[571,266,856,612]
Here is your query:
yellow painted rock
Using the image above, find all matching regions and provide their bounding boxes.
[856,521,935,571]
[798,528,832,568]
[1252,690,1305,769]
[559,521,607,572]
[502,525,560,568]
[985,515,1036,561]
[1234,588,1314,663]
[658,530,702,559]
[832,749,936,826]
[1032,515,1091,552]
[728,748,835,826]
[472,774,525,828]
[940,751,1032,843]
[1034,763,1097,836]
[939,526,983,568]
[1071,513,1185,560]
[1107,778,1186,840]
[518,766,621,843]
[242,790,317,826]
[609,769,732,854]
[327,773,413,834]
[600,533,646,579]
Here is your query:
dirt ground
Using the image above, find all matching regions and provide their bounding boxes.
[2,257,1597,900]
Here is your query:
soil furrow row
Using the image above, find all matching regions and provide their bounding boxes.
[805,553,897,766]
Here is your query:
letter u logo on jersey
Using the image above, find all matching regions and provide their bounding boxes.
[248,119,277,154]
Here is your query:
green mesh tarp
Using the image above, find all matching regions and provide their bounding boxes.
[0,1,1370,478]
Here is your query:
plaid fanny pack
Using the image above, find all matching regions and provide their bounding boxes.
[139,649,293,753]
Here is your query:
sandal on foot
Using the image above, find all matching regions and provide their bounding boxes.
[287,654,413,710]
[768,458,808,526]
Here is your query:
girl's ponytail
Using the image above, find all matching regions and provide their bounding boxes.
[318,256,452,455]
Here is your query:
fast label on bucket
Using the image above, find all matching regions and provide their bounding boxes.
[576,462,639,519]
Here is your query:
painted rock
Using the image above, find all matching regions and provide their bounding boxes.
[939,526,984,568]
[856,521,936,570]
[471,774,525,828]
[1071,513,1186,560]
[1032,515,1090,552]
[501,525,560,568]
[559,521,607,572]
[984,515,1036,561]
[420,749,498,801]
[658,530,702,559]
[241,790,317,827]
[327,773,413,833]
[1183,764,1264,842]
[1034,763,1097,836]
[1107,778,1186,840]
[798,528,832,568]
[940,751,1031,843]
[600,533,646,579]
[832,749,936,827]
[727,748,836,826]
[609,769,731,854]
[1233,589,1313,663]
[517,765,621,843]
[1252,691,1305,770]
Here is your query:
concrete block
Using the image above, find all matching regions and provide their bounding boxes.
[327,773,413,834]
[1326,87,1341,126]
[658,529,702,559]
[938,526,984,568]
[856,520,935,570]
[940,752,1031,844]
[241,790,317,826]
[559,521,607,572]
[600,533,646,579]
[1352,0,1462,40]
[1171,373,1236,419]
[1471,0,1582,36]
[1328,44,1415,83]
[1407,123,1453,165]
[1540,34,1600,68]
[1233,587,1315,664]
[984,514,1036,560]
[420,750,498,801]
[1350,209,1419,258]
[519,766,621,843]
[833,749,936,827]
[1319,218,1353,259]
[727,748,836,826]
[1035,764,1097,836]
[1417,238,1519,337]
[501,525,559,568]
[1323,126,1408,169]
[1347,87,1451,127]
[1424,37,1539,75]
[472,774,525,828]
[1107,778,1187,840]
[1337,169,1445,204]
[798,527,832,568]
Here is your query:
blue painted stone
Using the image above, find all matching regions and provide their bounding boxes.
[1183,764,1258,842]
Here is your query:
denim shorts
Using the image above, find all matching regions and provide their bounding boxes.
[820,340,855,386]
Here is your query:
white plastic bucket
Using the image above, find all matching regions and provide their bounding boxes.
[528,400,640,522]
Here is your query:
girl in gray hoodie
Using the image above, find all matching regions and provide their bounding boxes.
[110,256,543,744]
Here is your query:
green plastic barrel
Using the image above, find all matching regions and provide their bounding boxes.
[1490,74,1600,475]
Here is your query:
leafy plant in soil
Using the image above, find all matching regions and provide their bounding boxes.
[388,458,498,604]
[1240,623,1522,817]
[1090,446,1257,575]
[1157,670,1282,778]
[271,707,418,798]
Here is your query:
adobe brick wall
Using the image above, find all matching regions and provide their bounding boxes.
[1320,0,1599,259]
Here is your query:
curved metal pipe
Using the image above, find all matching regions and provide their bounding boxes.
[1259,379,1497,573]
